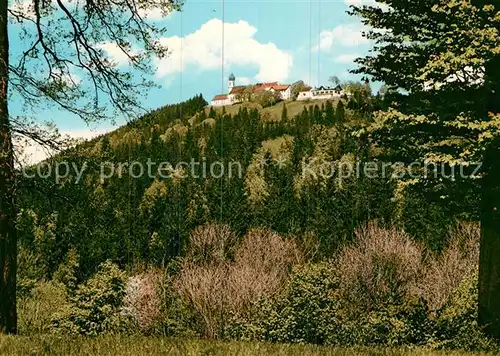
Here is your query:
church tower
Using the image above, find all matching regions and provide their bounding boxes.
[228,73,236,90]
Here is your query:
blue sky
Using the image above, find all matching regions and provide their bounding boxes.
[10,0,377,138]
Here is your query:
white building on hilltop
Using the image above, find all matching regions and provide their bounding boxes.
[297,85,347,101]
[210,74,292,107]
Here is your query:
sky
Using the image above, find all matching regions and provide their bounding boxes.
[9,0,381,162]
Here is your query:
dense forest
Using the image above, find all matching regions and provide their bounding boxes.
[0,0,498,353]
[12,88,491,349]
[18,89,462,280]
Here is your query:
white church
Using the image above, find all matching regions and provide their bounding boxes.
[210,73,292,107]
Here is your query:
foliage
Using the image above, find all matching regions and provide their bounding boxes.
[52,261,128,336]
[53,248,80,296]
[434,273,496,351]
[17,281,70,335]
[230,262,348,345]
[174,227,301,338]
[338,223,423,312]
[254,90,282,108]
[122,271,163,334]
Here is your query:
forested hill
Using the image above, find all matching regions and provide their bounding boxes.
[18,92,468,279]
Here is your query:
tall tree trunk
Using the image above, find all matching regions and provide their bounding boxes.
[480,136,500,338]
[476,0,500,338]
[0,0,16,334]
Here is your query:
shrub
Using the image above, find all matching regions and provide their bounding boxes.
[174,227,300,338]
[433,272,496,351]
[52,261,128,336]
[53,248,80,296]
[254,91,281,108]
[187,223,237,264]
[123,271,162,333]
[17,281,69,335]
[352,297,433,347]
[420,222,480,311]
[229,228,301,313]
[337,222,424,313]
[230,261,433,348]
[156,269,199,337]
[231,262,348,345]
[17,247,44,299]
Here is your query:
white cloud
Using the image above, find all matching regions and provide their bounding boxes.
[97,43,133,66]
[9,0,73,21]
[315,24,370,52]
[17,127,112,165]
[138,6,174,21]
[237,77,253,85]
[9,0,35,20]
[335,54,361,63]
[155,19,293,83]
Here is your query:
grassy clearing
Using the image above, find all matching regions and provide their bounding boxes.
[206,99,340,122]
[0,336,493,356]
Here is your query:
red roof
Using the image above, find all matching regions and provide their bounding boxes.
[229,86,246,95]
[270,84,290,91]
[212,94,228,101]
[252,82,279,92]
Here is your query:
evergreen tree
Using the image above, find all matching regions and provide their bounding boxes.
[208,106,216,118]
[336,101,345,124]
[325,101,335,125]
[281,102,288,121]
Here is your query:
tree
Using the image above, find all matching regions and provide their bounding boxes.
[281,102,288,121]
[0,0,181,333]
[208,106,216,119]
[336,101,345,124]
[329,76,341,86]
[348,0,499,336]
[290,80,310,100]
[325,101,335,125]
[377,85,388,99]
[254,90,281,108]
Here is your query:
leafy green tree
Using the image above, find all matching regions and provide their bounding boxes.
[291,81,310,100]
[348,0,500,336]
[254,90,281,108]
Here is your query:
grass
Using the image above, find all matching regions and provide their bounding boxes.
[0,335,494,356]
[206,99,340,122]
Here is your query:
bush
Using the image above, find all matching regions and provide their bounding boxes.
[18,281,70,335]
[123,271,162,333]
[420,222,479,311]
[52,261,128,336]
[187,223,237,265]
[230,261,434,348]
[434,273,496,351]
[254,91,281,108]
[337,222,424,312]
[53,248,80,296]
[230,262,349,345]
[17,247,44,299]
[352,297,433,347]
[174,227,301,338]
[156,269,199,337]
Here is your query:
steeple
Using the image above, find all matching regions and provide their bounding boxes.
[228,73,236,90]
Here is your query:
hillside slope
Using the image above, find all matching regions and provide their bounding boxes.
[18,94,451,277]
